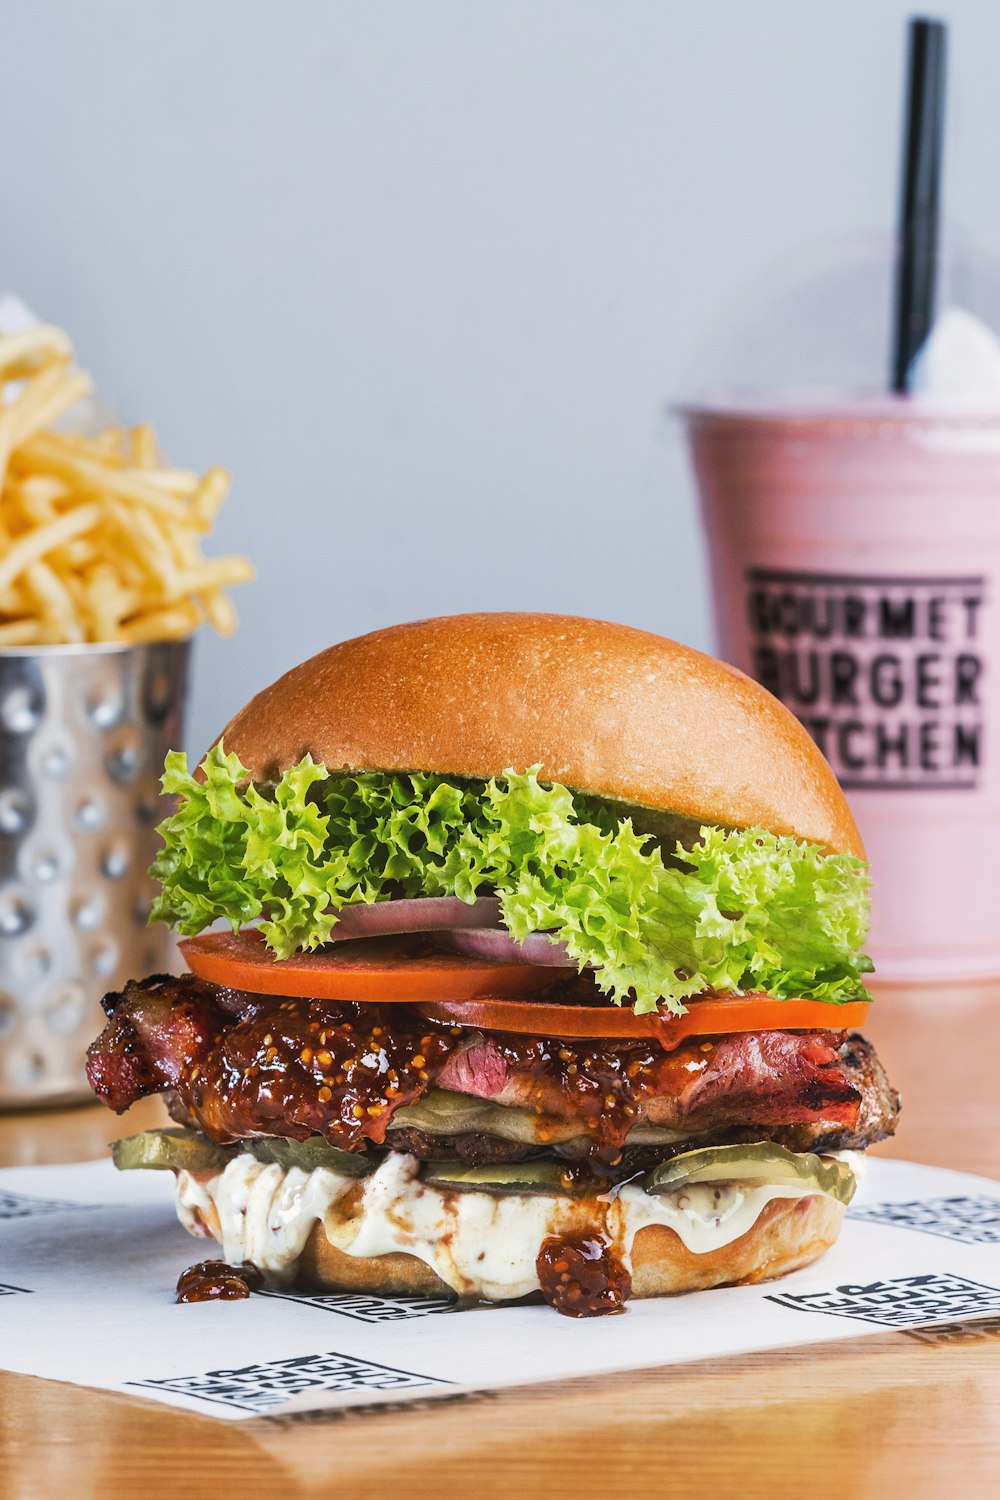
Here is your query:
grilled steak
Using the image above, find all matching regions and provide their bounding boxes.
[88,974,898,1166]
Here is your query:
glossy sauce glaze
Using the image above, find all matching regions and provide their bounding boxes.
[484,1034,706,1165]
[88,975,865,1172]
[189,1009,717,1164]
[536,1230,633,1317]
[180,998,456,1149]
[175,1259,263,1303]
[175,1152,849,1311]
[128,988,856,1167]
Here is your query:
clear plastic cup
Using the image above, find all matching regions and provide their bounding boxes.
[679,239,1000,982]
[683,402,999,982]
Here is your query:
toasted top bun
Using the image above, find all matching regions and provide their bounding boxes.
[220,612,863,857]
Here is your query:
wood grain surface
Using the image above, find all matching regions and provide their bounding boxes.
[1,978,998,1500]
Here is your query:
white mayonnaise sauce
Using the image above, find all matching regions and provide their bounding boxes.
[834,1149,867,1183]
[175,1150,855,1302]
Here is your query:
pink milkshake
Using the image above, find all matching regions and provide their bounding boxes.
[684,400,1000,982]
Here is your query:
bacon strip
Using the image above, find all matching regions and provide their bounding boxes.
[87,974,896,1164]
[434,1028,863,1145]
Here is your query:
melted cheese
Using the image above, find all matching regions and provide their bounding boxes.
[175,1151,855,1302]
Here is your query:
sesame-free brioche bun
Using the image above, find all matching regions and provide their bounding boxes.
[219,612,863,857]
[313,1191,841,1299]
[183,1190,845,1302]
[295,1191,845,1300]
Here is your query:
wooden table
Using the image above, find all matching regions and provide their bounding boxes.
[2,980,998,1499]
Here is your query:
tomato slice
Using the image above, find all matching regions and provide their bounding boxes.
[179,929,558,1003]
[410,994,870,1041]
[180,929,869,1038]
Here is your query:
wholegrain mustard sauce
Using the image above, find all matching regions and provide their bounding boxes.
[175,1150,862,1303]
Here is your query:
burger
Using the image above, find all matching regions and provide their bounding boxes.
[86,613,898,1318]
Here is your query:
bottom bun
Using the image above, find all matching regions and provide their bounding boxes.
[295,1192,846,1301]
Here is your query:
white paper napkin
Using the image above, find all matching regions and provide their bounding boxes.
[1,1155,998,1421]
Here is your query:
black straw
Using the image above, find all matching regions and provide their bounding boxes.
[890,17,947,393]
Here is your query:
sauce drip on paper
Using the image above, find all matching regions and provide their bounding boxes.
[175,1259,263,1303]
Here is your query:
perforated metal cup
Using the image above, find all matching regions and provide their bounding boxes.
[0,640,191,1107]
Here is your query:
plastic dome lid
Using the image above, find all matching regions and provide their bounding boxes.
[679,234,1000,417]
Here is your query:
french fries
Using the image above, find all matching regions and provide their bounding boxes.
[0,324,254,645]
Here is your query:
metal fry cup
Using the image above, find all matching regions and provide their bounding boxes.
[0,639,191,1107]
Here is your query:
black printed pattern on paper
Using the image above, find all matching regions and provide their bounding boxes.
[766,1272,1000,1327]
[0,1191,101,1220]
[903,1315,1000,1347]
[0,1282,32,1296]
[273,1391,498,1427]
[259,1288,457,1322]
[850,1195,1000,1244]
[129,1349,451,1414]
[745,568,987,791]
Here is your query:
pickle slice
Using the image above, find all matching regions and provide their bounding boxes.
[391,1088,683,1146]
[112,1128,234,1173]
[246,1136,372,1177]
[111,1128,373,1178]
[642,1142,857,1206]
[423,1160,583,1196]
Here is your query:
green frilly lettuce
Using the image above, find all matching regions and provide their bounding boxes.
[150,745,873,1015]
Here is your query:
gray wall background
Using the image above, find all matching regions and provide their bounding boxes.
[2,0,999,757]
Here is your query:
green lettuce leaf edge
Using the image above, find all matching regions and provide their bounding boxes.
[149,744,873,1016]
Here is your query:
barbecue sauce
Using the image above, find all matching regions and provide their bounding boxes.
[536,1231,632,1317]
[190,1005,717,1165]
[179,998,455,1151]
[175,1259,263,1303]
[487,1034,707,1166]
[91,975,859,1167]
[161,990,725,1164]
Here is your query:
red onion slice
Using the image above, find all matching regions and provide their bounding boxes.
[329,895,502,940]
[437,927,582,968]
